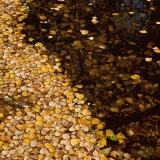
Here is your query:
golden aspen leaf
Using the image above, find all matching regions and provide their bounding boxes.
[35,42,43,47]
[126,97,133,104]
[10,73,15,78]
[118,139,125,144]
[36,116,43,121]
[22,91,29,96]
[98,138,107,148]
[102,147,112,156]
[129,11,134,14]
[24,139,31,144]
[73,40,82,46]
[80,30,88,35]
[32,105,41,112]
[0,80,4,85]
[2,144,10,150]
[44,143,53,149]
[75,93,84,100]
[0,123,5,130]
[0,141,3,147]
[106,129,114,137]
[35,120,43,126]
[112,12,119,16]
[116,133,126,140]
[64,14,69,17]
[55,108,62,114]
[84,156,90,160]
[96,122,106,130]
[92,118,101,125]
[0,113,4,118]
[131,74,140,80]
[28,37,34,42]
[71,138,81,146]
[128,41,136,45]
[41,66,49,72]
[16,124,25,130]
[39,15,47,20]
[15,79,22,85]
[30,129,36,134]
[16,111,23,116]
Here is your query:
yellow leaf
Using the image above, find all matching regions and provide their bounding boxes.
[30,129,36,134]
[44,143,53,149]
[0,141,3,147]
[41,66,49,72]
[92,118,101,125]
[16,111,23,116]
[98,138,107,148]
[80,30,88,35]
[0,80,4,85]
[156,21,160,24]
[75,93,84,100]
[24,139,31,144]
[0,113,4,118]
[96,122,106,130]
[28,37,34,42]
[100,156,108,160]
[112,12,119,16]
[71,138,81,146]
[22,91,29,96]
[106,129,114,137]
[35,42,43,47]
[15,79,22,85]
[128,41,136,45]
[35,121,43,126]
[131,74,140,80]
[84,156,90,160]
[16,124,25,130]
[55,108,62,114]
[10,73,15,78]
[32,105,41,112]
[36,116,43,121]
[116,133,126,140]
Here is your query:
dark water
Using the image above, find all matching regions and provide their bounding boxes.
[20,0,160,158]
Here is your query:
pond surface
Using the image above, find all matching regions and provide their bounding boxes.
[20,0,160,158]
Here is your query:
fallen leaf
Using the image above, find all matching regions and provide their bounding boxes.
[98,138,107,148]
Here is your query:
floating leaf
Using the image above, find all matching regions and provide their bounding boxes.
[92,118,101,125]
[131,74,140,80]
[109,135,117,141]
[89,128,94,133]
[112,13,119,16]
[138,148,150,158]
[98,138,107,148]
[106,129,114,137]
[156,21,160,24]
[126,97,133,104]
[145,57,152,62]
[35,42,43,47]
[116,133,126,141]
[153,47,160,53]
[102,147,112,156]
[80,30,88,35]
[128,41,136,45]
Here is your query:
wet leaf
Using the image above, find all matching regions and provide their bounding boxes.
[106,129,114,137]
[98,138,107,148]
[131,74,140,80]
[109,135,117,141]
[128,41,136,45]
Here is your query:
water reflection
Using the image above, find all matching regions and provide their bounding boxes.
[21,0,160,122]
